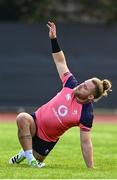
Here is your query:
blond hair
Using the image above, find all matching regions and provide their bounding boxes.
[92,77,112,102]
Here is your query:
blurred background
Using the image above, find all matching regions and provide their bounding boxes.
[0,0,117,113]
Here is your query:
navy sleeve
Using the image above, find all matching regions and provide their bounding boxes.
[80,103,94,129]
[64,75,78,89]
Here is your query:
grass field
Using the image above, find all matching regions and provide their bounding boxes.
[0,121,117,179]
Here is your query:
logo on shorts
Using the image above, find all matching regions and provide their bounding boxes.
[45,149,49,154]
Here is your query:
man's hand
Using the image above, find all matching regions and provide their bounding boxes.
[47,21,57,39]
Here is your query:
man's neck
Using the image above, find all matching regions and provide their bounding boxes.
[73,90,91,104]
[75,96,89,104]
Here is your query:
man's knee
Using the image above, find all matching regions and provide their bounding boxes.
[16,112,31,126]
[16,112,36,136]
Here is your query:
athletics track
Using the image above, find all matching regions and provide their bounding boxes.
[0,112,116,124]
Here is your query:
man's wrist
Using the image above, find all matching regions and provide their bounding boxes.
[50,36,57,39]
[87,162,94,168]
[51,38,61,53]
[87,165,94,168]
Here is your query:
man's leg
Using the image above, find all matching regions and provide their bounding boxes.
[9,112,43,167]
[16,112,36,151]
[33,150,46,162]
[33,150,46,168]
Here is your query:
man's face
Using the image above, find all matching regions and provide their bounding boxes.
[76,79,95,101]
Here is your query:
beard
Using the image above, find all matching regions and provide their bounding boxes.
[74,90,90,103]
[76,93,88,100]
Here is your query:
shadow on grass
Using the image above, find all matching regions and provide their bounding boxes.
[8,163,81,171]
[8,163,31,169]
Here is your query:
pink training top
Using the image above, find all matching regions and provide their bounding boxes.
[35,72,93,142]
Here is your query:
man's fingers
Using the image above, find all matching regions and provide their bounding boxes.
[46,24,51,29]
[47,22,52,29]
[47,21,56,39]
[46,24,53,32]
[48,21,54,25]
[47,21,55,28]
[47,20,52,26]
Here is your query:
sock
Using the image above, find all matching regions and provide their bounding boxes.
[24,150,35,162]
[19,150,25,157]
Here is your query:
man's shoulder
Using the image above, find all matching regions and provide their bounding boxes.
[80,103,94,129]
[64,74,78,89]
[81,103,94,118]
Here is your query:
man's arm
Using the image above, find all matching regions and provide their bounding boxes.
[80,129,94,168]
[47,21,69,79]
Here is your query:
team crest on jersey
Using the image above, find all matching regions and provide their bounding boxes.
[58,105,68,117]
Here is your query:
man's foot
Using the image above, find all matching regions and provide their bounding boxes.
[29,159,45,168]
[9,150,25,164]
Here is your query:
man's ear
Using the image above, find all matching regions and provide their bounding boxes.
[88,94,94,101]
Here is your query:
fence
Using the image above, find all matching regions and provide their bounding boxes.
[0,23,116,112]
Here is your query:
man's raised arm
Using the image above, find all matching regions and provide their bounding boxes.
[47,21,69,79]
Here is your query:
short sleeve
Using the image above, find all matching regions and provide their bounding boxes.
[79,103,94,131]
[61,72,78,89]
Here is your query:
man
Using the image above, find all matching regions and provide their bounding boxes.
[9,21,112,168]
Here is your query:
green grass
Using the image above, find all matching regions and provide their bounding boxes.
[0,122,117,179]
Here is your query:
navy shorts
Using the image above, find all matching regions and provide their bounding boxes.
[30,112,59,156]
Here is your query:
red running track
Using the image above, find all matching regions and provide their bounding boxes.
[0,112,117,124]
